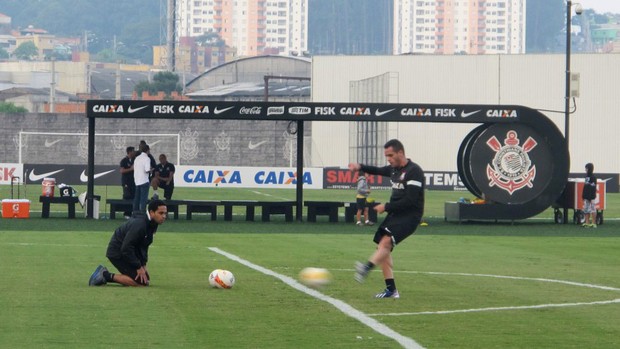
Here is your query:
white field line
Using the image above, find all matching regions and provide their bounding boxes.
[208,247,425,349]
[396,271,620,292]
[328,270,620,317]
[417,216,620,221]
[368,298,620,316]
[249,190,290,201]
[2,242,97,248]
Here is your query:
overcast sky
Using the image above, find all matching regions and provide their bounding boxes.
[577,0,620,14]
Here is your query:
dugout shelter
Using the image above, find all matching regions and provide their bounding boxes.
[85,100,569,222]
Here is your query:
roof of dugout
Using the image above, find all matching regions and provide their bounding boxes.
[85,100,569,221]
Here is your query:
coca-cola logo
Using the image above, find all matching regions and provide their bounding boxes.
[240,106,262,115]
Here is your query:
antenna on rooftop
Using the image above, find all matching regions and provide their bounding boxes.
[166,0,176,72]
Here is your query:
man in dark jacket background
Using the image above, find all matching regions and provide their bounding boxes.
[89,200,167,286]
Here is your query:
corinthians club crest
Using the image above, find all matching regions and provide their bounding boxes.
[486,130,537,195]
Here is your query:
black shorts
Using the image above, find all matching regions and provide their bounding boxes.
[108,257,150,286]
[373,214,421,246]
[356,197,368,209]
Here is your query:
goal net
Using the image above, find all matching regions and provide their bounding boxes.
[18,131,181,166]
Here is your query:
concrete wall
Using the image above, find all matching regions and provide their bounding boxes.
[0,113,310,167]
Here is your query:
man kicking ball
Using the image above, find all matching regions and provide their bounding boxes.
[348,139,425,298]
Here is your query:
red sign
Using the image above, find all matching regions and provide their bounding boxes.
[323,168,389,190]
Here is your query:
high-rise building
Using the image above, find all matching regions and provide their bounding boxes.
[308,0,393,55]
[177,0,308,57]
[394,0,526,55]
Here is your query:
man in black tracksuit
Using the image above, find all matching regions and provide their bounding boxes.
[89,200,168,287]
[349,139,425,298]
[119,146,136,218]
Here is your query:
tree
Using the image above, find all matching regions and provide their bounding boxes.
[0,47,8,60]
[133,71,182,98]
[196,32,226,47]
[13,41,39,60]
[0,102,28,112]
[93,48,120,63]
[592,13,610,24]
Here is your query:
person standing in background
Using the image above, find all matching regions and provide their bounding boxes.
[139,140,158,189]
[133,143,152,212]
[120,146,136,218]
[582,163,598,228]
[355,170,373,226]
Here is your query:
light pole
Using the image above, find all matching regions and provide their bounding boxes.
[565,1,582,147]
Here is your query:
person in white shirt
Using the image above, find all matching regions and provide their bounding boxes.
[133,143,152,212]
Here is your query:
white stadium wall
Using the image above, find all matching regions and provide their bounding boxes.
[310,54,620,176]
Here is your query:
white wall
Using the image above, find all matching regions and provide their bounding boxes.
[0,61,88,95]
[311,53,620,175]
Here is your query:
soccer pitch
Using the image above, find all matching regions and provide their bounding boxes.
[1,189,619,348]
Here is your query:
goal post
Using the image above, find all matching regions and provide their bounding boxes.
[18,131,181,166]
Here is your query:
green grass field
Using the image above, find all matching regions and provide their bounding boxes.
[1,187,619,348]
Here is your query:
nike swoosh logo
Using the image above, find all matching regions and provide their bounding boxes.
[44,139,62,147]
[80,169,117,182]
[149,140,163,146]
[248,140,268,150]
[375,108,395,116]
[460,110,481,118]
[29,169,64,182]
[128,105,149,113]
[214,106,234,115]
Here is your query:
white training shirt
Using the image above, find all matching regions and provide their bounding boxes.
[133,152,151,186]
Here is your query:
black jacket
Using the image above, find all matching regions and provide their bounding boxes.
[361,159,425,220]
[106,212,159,269]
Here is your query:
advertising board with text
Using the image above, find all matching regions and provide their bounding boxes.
[175,166,323,189]
[0,163,24,185]
[323,167,466,191]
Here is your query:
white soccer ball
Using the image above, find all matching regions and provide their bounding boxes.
[209,269,235,289]
[299,267,332,288]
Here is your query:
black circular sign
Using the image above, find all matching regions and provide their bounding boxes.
[468,123,554,205]
[457,124,489,198]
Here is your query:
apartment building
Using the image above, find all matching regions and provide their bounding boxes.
[394,0,526,54]
[177,0,308,57]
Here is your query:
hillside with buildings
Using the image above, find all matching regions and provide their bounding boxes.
[0,0,619,113]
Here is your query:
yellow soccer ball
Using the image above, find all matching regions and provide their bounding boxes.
[299,267,332,288]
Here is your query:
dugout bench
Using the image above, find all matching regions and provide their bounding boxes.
[184,200,219,220]
[39,195,100,219]
[39,196,80,219]
[304,201,344,222]
[344,201,379,223]
[106,199,180,220]
[260,201,296,222]
[190,200,295,222]
[221,200,259,221]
